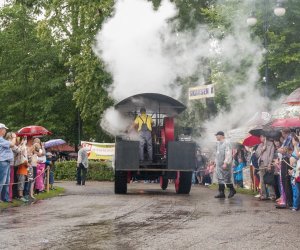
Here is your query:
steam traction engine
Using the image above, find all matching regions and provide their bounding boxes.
[114,93,196,194]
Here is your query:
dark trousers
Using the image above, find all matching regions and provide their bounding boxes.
[281,158,293,207]
[274,174,281,199]
[76,164,87,185]
[12,166,18,198]
[219,183,235,192]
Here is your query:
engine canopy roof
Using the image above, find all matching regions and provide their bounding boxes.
[115,93,186,116]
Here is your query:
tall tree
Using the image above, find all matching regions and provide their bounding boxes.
[39,0,115,143]
[0,2,75,144]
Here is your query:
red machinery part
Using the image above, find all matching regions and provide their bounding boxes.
[164,117,174,143]
[160,117,175,156]
[160,128,166,156]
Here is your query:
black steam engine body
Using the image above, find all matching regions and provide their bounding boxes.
[114,93,196,194]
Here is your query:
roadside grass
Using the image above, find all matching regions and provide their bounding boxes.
[0,186,65,211]
[208,183,259,196]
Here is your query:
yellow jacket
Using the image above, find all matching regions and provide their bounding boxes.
[134,114,152,131]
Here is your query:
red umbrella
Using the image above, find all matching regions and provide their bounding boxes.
[243,135,261,147]
[17,125,52,137]
[271,118,300,128]
[283,87,300,106]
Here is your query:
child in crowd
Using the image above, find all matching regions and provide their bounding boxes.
[203,161,214,186]
[233,157,245,188]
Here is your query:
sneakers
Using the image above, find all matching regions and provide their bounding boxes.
[228,189,236,198]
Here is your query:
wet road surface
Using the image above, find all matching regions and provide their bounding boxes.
[0,181,300,250]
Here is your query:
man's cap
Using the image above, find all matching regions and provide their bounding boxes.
[215,131,225,136]
[140,107,146,113]
[0,123,8,129]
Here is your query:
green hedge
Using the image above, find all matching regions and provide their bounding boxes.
[54,161,114,181]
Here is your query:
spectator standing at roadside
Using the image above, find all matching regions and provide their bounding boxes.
[5,132,17,201]
[289,134,300,211]
[273,139,283,200]
[195,149,207,185]
[276,128,293,208]
[33,138,46,193]
[46,152,56,190]
[256,134,275,200]
[29,138,40,195]
[0,124,16,202]
[15,137,29,202]
[77,145,89,186]
[214,131,236,199]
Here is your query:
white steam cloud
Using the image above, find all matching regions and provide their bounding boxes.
[94,0,179,101]
[94,0,279,147]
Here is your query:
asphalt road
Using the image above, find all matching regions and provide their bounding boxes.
[0,181,300,250]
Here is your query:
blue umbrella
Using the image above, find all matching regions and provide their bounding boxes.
[45,139,66,149]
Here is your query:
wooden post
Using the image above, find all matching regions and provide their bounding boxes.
[46,166,50,193]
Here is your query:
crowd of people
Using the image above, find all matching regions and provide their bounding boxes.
[2,119,299,213]
[195,128,300,211]
[0,123,56,203]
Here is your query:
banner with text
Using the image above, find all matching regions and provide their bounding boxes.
[81,141,115,161]
[188,84,215,100]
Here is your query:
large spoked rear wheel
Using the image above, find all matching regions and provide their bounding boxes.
[160,176,168,190]
[175,171,192,194]
[115,171,128,194]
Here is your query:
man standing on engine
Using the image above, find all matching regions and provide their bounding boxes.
[134,107,153,162]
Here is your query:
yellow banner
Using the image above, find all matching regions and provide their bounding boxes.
[81,141,115,161]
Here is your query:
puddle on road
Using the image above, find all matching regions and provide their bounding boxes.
[51,219,137,250]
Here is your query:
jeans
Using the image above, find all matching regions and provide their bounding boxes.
[291,180,300,209]
[0,161,10,201]
[192,171,196,184]
[77,164,87,185]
